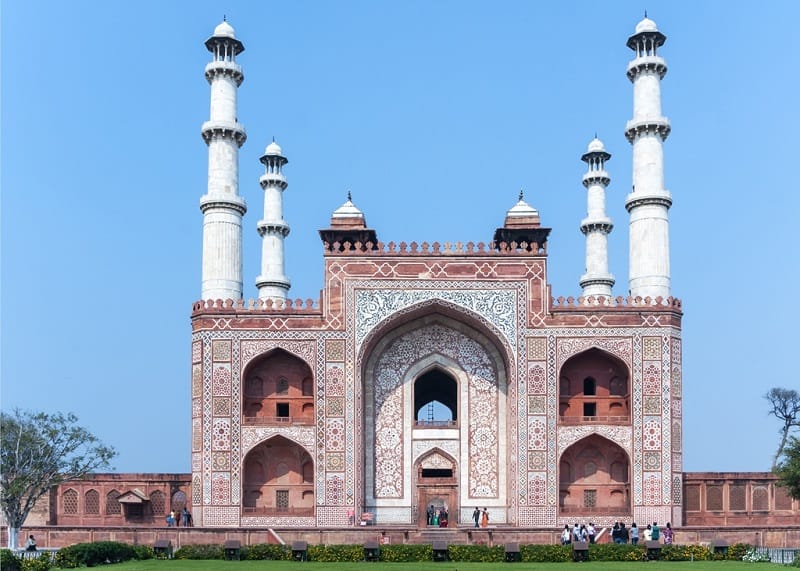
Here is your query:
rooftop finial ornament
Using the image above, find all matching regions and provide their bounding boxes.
[223,14,227,22]
[347,190,352,202]
[644,9,648,18]
[518,189,524,201]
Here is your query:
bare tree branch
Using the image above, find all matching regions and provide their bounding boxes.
[765,388,800,469]
[1,409,116,549]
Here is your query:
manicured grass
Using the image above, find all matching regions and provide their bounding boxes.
[111,560,784,571]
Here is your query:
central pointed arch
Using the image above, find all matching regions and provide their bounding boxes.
[358,303,512,526]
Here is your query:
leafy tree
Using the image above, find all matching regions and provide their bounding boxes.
[0,409,115,549]
[774,435,800,499]
[764,387,800,469]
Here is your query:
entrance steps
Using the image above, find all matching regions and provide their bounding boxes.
[414,527,470,545]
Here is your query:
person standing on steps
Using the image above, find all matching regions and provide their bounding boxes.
[472,507,480,528]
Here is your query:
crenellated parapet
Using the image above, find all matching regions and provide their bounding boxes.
[551,294,682,309]
[192,296,321,315]
[323,240,548,255]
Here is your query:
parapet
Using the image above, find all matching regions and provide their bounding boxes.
[192,297,321,316]
[322,240,547,255]
[551,295,682,310]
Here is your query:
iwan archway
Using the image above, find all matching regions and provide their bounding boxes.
[559,434,630,517]
[361,309,510,526]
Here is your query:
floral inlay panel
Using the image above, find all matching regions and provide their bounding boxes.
[372,323,500,498]
[355,287,517,351]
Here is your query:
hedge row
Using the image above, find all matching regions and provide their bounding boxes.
[0,541,758,568]
[174,542,754,562]
[54,542,152,568]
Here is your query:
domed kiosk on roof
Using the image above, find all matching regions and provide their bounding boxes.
[332,193,364,219]
[213,19,236,39]
[635,16,659,34]
[587,137,606,153]
[264,140,283,157]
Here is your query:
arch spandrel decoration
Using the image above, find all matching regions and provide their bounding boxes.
[241,427,316,457]
[412,440,460,465]
[419,449,456,470]
[354,287,518,355]
[557,425,632,457]
[240,340,316,371]
[556,338,633,368]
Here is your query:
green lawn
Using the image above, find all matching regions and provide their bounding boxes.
[111,561,785,571]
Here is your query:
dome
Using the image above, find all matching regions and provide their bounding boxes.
[635,16,658,34]
[587,137,606,153]
[264,140,283,156]
[506,191,539,218]
[213,20,236,39]
[332,193,364,219]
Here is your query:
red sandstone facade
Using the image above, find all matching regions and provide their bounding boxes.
[5,471,797,549]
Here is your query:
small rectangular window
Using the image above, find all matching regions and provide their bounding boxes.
[584,489,597,508]
[276,403,289,417]
[583,403,596,417]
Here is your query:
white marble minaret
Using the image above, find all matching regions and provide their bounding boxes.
[200,19,247,301]
[625,15,672,299]
[255,141,291,302]
[580,137,615,298]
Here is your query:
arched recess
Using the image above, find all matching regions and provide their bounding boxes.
[559,348,630,423]
[243,348,314,425]
[413,448,459,527]
[559,434,630,515]
[242,435,314,516]
[360,303,511,524]
[414,366,458,425]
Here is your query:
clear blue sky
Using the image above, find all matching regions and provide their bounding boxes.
[2,1,797,474]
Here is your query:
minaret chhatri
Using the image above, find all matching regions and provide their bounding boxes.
[255,141,291,302]
[200,19,247,301]
[625,15,672,299]
[579,137,615,298]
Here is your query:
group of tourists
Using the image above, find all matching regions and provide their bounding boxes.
[560,522,597,545]
[165,507,193,527]
[426,505,449,527]
[561,521,674,545]
[611,521,673,545]
[471,507,490,528]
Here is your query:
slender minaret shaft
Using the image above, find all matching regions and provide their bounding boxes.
[255,141,291,302]
[580,137,614,298]
[200,19,247,301]
[625,16,672,299]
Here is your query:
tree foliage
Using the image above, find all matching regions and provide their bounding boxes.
[774,435,800,500]
[764,387,800,469]
[0,409,116,547]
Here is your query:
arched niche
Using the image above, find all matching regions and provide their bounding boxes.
[414,366,458,425]
[242,348,314,425]
[558,434,630,515]
[242,435,314,516]
[558,348,630,423]
[361,308,509,512]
